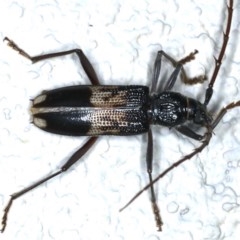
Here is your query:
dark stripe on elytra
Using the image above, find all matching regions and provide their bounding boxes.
[33,85,149,109]
[34,86,93,108]
[34,111,91,136]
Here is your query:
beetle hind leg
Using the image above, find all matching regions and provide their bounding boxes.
[4,37,100,85]
[0,137,98,233]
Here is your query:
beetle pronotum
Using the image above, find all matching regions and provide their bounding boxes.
[1,0,239,237]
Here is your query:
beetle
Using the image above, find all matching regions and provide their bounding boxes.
[1,0,239,233]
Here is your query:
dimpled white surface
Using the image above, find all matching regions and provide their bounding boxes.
[0,0,240,239]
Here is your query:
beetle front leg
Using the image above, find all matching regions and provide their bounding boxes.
[4,37,100,85]
[151,50,206,93]
[177,50,207,85]
[1,137,98,233]
[176,125,205,141]
[151,50,182,92]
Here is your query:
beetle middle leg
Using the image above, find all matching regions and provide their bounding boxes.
[146,129,163,231]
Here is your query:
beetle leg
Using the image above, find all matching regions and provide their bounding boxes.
[1,137,98,233]
[177,50,207,85]
[146,129,163,231]
[4,37,100,85]
[151,50,163,92]
[163,63,183,91]
[151,50,181,92]
[176,125,205,141]
[151,50,206,93]
[151,50,183,92]
[211,101,240,130]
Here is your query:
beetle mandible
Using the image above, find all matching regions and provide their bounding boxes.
[1,0,239,233]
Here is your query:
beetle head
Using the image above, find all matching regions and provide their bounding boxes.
[192,101,212,126]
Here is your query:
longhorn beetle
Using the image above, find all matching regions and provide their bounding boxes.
[1,0,239,233]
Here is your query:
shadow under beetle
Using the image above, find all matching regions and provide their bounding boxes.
[1,0,239,232]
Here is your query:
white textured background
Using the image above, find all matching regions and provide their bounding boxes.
[0,0,240,239]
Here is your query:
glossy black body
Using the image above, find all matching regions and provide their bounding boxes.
[31,85,204,137]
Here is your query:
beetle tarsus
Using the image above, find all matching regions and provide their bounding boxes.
[1,197,13,233]
[4,37,32,60]
[152,202,163,231]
